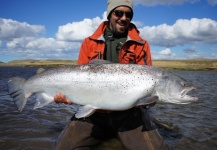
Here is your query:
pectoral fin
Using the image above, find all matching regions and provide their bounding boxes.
[75,105,96,118]
[135,96,158,106]
[34,93,54,109]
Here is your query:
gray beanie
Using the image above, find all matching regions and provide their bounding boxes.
[107,0,133,19]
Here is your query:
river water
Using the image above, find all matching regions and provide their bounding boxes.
[0,67,216,150]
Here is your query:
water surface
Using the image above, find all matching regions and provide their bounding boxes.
[0,67,216,149]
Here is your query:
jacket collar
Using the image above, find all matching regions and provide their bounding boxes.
[89,21,144,44]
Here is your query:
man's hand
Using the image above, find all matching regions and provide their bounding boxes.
[54,92,72,105]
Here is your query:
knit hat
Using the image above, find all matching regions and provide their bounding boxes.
[107,0,133,19]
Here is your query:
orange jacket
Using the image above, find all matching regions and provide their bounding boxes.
[78,21,152,66]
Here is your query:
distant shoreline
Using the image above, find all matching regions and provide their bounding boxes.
[152,59,217,70]
[0,59,217,71]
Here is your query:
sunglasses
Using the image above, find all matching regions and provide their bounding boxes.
[113,10,133,19]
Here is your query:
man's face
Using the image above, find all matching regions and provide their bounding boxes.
[109,6,133,34]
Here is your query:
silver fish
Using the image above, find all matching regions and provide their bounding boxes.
[8,62,198,118]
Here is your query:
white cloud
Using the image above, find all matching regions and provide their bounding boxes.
[160,48,172,55]
[56,12,107,41]
[139,18,217,47]
[160,48,176,58]
[0,18,82,60]
[25,37,80,52]
[152,48,176,59]
[132,21,144,27]
[0,18,45,41]
[6,37,81,59]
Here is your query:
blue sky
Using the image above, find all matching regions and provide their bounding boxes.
[0,0,217,62]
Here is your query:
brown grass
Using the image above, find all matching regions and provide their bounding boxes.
[1,59,217,70]
[1,59,77,67]
[152,59,217,70]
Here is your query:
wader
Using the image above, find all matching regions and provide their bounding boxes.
[54,108,169,150]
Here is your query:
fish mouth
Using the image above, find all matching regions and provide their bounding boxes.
[180,86,198,103]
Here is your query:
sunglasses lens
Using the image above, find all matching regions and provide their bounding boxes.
[114,10,124,17]
[114,10,132,19]
[125,12,133,19]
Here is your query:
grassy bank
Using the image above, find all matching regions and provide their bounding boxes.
[152,59,217,70]
[0,59,77,67]
[0,59,217,70]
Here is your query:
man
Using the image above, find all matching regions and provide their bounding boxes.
[54,0,168,149]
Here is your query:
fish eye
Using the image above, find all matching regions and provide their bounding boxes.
[181,81,187,87]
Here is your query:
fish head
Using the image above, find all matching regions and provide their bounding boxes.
[156,74,198,104]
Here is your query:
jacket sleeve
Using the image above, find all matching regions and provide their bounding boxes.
[144,40,152,66]
[77,38,89,65]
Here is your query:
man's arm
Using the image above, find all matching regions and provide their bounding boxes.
[77,38,90,65]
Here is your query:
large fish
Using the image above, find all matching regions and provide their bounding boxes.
[8,62,198,118]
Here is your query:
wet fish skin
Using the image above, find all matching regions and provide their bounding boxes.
[7,63,198,118]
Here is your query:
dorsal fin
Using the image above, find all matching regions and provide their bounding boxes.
[36,68,46,74]
[89,59,113,64]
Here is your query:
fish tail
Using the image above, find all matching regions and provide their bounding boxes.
[7,77,27,112]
